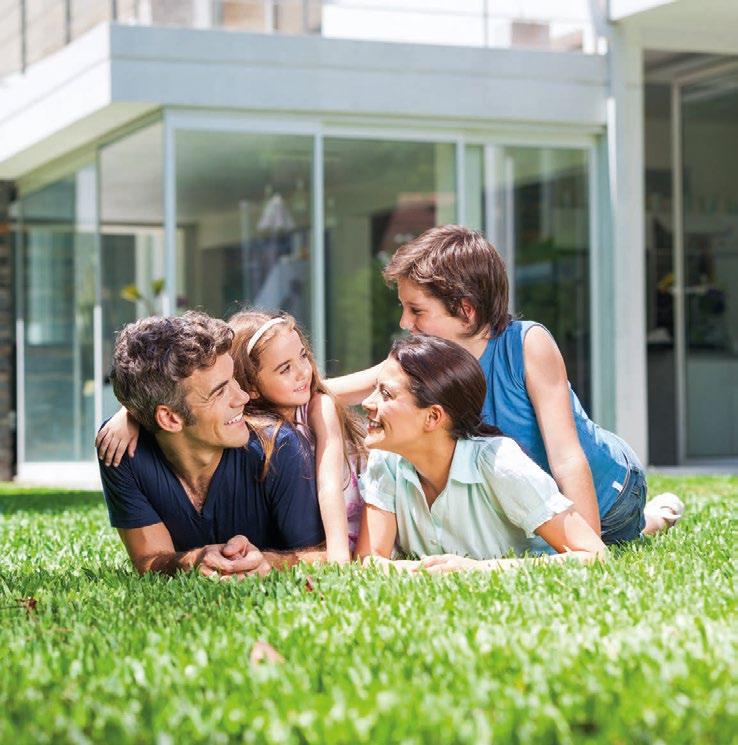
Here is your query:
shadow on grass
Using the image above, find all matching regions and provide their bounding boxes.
[0,488,104,515]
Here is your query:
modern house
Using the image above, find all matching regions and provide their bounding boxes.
[0,0,736,486]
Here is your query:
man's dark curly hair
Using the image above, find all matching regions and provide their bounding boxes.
[110,311,234,433]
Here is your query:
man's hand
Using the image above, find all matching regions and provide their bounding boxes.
[219,535,273,578]
[192,535,273,578]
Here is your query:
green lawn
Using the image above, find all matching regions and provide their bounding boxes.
[1,476,736,744]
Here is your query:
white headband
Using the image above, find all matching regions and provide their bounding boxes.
[246,317,287,356]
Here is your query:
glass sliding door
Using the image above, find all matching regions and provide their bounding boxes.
[323,138,456,375]
[465,144,592,412]
[99,122,165,420]
[18,165,97,462]
[680,69,738,458]
[174,130,313,328]
[506,147,591,410]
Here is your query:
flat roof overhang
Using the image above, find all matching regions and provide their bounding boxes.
[0,22,608,180]
[611,0,738,56]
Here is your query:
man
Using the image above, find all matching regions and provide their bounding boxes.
[98,311,325,578]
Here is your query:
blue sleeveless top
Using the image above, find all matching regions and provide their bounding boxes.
[478,320,635,518]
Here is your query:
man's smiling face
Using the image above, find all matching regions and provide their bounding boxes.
[179,353,250,450]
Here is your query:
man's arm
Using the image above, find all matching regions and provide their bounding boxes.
[119,524,271,577]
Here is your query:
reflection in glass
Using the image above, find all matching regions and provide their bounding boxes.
[19,166,96,461]
[464,145,485,232]
[100,122,165,420]
[175,131,313,329]
[323,139,456,375]
[504,147,591,410]
[682,71,738,458]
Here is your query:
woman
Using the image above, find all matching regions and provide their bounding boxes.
[335,225,683,546]
[356,335,607,572]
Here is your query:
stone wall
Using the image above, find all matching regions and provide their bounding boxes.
[0,182,15,480]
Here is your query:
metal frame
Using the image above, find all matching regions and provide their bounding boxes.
[670,59,738,464]
[12,107,602,475]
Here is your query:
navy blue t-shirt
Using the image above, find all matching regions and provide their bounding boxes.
[99,425,325,552]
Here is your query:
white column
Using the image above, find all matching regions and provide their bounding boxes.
[606,25,648,462]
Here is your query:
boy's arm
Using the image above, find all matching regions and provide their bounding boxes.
[523,326,601,534]
[308,393,351,563]
[324,363,382,407]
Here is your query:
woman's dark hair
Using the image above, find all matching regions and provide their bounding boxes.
[388,334,503,440]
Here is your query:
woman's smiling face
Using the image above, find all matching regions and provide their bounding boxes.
[361,357,428,455]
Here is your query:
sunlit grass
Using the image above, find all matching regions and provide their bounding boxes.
[1,476,736,744]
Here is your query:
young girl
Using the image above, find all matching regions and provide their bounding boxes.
[357,334,607,572]
[97,310,366,563]
[332,225,684,547]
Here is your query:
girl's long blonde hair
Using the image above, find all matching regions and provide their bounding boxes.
[228,309,367,480]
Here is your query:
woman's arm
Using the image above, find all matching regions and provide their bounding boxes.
[95,406,140,467]
[419,507,607,574]
[324,363,383,407]
[356,503,397,559]
[308,393,351,563]
[523,326,601,534]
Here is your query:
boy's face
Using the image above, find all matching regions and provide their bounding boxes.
[397,278,472,344]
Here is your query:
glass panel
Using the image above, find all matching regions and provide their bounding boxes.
[19,165,97,462]
[323,138,456,375]
[175,130,313,328]
[682,70,738,458]
[464,144,485,232]
[503,147,591,410]
[100,121,165,420]
[644,82,677,464]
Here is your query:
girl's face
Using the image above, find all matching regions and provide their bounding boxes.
[397,277,472,344]
[254,327,313,418]
[362,358,428,455]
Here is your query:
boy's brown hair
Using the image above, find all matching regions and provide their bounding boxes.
[382,224,511,338]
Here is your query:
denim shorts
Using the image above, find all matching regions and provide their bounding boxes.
[600,460,647,545]
[527,459,647,554]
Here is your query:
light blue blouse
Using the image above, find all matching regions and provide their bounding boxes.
[360,436,572,559]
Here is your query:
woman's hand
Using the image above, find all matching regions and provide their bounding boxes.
[362,555,420,574]
[419,554,486,574]
[96,407,140,467]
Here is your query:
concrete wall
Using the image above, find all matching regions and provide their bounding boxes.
[0,182,15,480]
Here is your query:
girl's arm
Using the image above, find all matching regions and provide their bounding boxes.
[419,507,607,574]
[324,363,383,407]
[308,393,351,563]
[95,406,140,467]
[523,326,601,534]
